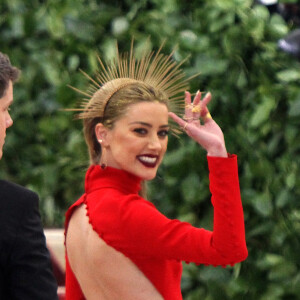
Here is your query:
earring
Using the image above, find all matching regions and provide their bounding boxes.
[98,139,103,143]
[100,148,107,169]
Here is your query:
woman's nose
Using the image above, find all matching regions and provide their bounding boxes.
[148,135,162,150]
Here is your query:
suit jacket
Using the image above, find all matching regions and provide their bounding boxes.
[0,180,58,300]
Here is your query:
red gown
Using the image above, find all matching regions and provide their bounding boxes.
[65,154,248,299]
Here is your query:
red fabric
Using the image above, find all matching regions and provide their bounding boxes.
[65,154,247,300]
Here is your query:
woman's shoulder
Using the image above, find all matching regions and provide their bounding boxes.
[87,190,155,216]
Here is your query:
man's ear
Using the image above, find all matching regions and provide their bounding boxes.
[95,123,109,147]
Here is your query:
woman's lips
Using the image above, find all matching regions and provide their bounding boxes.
[137,155,159,168]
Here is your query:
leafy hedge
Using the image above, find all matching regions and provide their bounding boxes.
[1,0,300,298]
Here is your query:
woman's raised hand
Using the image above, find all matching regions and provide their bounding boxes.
[169,91,227,157]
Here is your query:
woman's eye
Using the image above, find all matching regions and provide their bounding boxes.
[134,128,148,135]
[158,130,169,137]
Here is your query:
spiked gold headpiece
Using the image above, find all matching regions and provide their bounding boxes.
[67,40,198,125]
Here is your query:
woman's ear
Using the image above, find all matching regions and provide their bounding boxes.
[95,123,109,147]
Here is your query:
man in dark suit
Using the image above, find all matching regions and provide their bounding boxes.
[0,51,58,299]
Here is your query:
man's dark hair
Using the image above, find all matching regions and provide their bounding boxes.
[0,52,20,98]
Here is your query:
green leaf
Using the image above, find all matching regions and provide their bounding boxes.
[275,189,291,208]
[286,172,296,189]
[180,172,201,204]
[180,30,197,48]
[198,266,231,284]
[288,97,300,117]
[269,14,288,37]
[250,97,276,128]
[252,192,273,217]
[112,17,129,36]
[277,69,300,82]
[195,54,228,76]
[268,261,297,281]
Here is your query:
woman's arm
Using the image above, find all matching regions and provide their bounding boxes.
[116,155,248,266]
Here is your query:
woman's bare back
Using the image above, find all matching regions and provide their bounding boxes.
[66,204,163,300]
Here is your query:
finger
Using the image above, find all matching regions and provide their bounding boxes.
[184,91,193,121]
[192,90,201,106]
[202,92,212,106]
[200,92,212,117]
[168,112,187,128]
[185,91,192,105]
[191,90,202,118]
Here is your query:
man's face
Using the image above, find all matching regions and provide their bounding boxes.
[0,80,13,159]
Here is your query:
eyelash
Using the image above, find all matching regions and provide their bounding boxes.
[134,128,147,135]
[158,130,169,137]
[133,128,169,138]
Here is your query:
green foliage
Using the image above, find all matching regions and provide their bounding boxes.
[1,0,300,298]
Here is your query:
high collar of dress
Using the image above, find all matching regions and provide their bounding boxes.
[84,165,142,195]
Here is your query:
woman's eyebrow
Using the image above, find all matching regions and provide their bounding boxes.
[129,121,151,127]
[129,122,169,128]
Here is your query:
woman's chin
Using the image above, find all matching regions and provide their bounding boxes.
[137,168,159,181]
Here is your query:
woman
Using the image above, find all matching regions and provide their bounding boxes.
[65,44,248,300]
